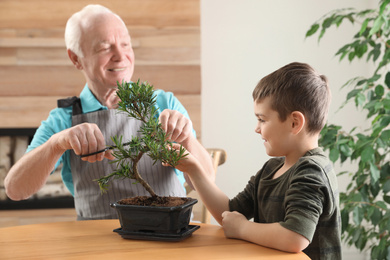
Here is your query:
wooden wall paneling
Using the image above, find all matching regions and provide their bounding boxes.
[0,95,200,130]
[0,0,201,136]
[0,0,200,29]
[0,65,200,96]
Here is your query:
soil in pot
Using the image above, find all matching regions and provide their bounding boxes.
[118,196,190,207]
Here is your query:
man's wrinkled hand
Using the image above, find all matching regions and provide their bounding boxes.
[159,109,193,144]
[54,123,114,163]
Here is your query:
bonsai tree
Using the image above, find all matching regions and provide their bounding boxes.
[306,1,390,259]
[95,79,187,198]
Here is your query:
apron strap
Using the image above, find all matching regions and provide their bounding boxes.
[57,96,82,116]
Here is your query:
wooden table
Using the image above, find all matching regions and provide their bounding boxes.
[0,220,310,259]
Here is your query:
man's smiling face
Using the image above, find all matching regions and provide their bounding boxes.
[78,12,135,92]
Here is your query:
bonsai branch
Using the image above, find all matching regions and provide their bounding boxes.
[94,80,188,198]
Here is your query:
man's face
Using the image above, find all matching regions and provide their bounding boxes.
[78,13,135,93]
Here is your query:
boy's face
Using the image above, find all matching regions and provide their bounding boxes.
[254,97,292,157]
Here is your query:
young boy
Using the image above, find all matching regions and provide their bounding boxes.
[172,62,342,259]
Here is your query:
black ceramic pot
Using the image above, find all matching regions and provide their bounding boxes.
[111,197,198,234]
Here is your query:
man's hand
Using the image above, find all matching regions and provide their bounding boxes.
[159,109,193,144]
[53,122,115,163]
[159,109,215,188]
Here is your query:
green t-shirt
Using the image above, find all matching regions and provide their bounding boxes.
[229,148,342,260]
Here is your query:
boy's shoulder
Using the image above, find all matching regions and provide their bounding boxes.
[294,148,338,191]
[297,147,332,172]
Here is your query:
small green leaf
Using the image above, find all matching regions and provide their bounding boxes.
[383,179,390,194]
[375,203,387,214]
[353,207,363,225]
[340,144,352,157]
[369,15,384,36]
[352,227,361,243]
[329,147,340,162]
[370,162,380,183]
[359,18,369,35]
[361,146,375,162]
[322,16,334,29]
[371,207,382,226]
[347,89,361,100]
[341,209,349,232]
[355,42,368,58]
[348,51,356,61]
[306,23,320,37]
[375,85,385,97]
[355,92,366,107]
[380,115,390,127]
[385,72,390,88]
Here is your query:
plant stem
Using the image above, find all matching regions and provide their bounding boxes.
[131,151,157,197]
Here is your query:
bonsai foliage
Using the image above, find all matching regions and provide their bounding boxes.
[306,1,390,259]
[95,80,187,198]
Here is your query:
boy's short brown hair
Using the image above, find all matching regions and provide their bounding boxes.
[252,62,331,134]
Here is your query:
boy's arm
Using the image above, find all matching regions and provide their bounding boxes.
[159,109,215,189]
[171,145,229,224]
[221,211,310,253]
[173,146,310,253]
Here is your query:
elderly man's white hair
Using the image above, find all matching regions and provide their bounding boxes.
[64,4,127,57]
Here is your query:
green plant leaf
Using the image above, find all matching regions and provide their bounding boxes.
[385,72,390,89]
[353,206,363,225]
[347,89,361,101]
[384,99,390,110]
[371,207,382,226]
[361,146,375,162]
[369,15,384,36]
[370,162,380,184]
[380,115,390,127]
[307,3,390,256]
[329,147,340,162]
[352,227,361,243]
[341,208,349,232]
[355,92,366,107]
[359,18,370,35]
[340,144,352,157]
[306,23,320,37]
[384,179,390,194]
[375,84,385,97]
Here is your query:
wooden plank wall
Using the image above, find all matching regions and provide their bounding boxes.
[0,0,201,137]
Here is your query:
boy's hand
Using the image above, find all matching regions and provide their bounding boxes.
[221,211,247,239]
[165,143,200,175]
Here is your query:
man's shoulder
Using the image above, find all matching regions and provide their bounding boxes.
[154,89,173,98]
[37,105,73,133]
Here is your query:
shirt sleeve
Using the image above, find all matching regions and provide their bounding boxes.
[229,174,258,219]
[27,107,72,173]
[154,90,196,137]
[280,160,328,242]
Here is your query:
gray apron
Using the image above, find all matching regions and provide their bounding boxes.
[61,98,185,220]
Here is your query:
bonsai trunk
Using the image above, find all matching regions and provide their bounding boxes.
[132,151,157,198]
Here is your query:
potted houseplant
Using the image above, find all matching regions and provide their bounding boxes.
[306,1,390,259]
[95,79,199,241]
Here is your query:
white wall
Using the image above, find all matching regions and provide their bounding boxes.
[201,1,376,259]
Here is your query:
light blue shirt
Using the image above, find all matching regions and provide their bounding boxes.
[27,84,193,195]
